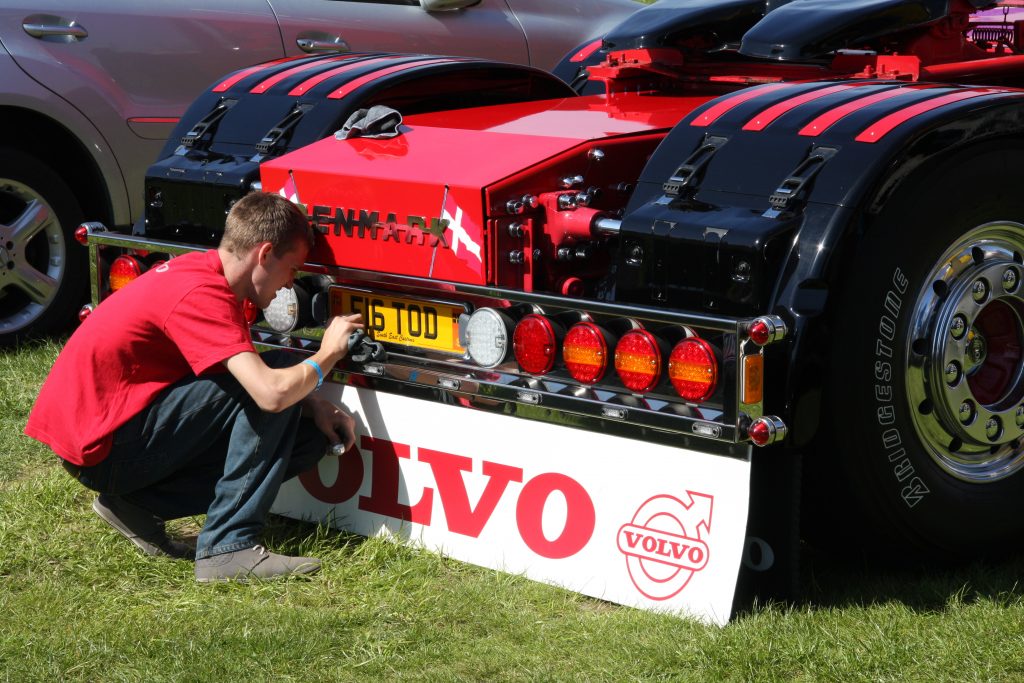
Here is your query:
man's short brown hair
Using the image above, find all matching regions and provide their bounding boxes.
[221,192,314,257]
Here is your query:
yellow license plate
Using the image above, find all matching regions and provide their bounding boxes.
[329,287,465,354]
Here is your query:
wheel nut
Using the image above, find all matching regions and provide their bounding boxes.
[959,400,975,424]
[972,279,989,303]
[945,361,961,386]
[950,315,967,340]
[986,416,1002,441]
[1004,268,1019,292]
[1016,405,1024,428]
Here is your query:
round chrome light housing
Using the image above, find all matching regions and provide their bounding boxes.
[465,307,514,368]
[263,283,310,333]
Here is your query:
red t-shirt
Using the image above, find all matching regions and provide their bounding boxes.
[24,249,255,466]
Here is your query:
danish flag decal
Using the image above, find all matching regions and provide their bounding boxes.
[441,186,482,266]
[278,171,304,209]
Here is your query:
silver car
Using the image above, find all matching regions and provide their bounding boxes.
[0,0,639,344]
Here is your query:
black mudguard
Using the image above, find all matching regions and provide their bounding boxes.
[614,79,1024,440]
[142,53,574,241]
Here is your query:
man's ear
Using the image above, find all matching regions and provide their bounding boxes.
[256,241,274,265]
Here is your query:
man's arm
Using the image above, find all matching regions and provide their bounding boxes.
[224,313,363,413]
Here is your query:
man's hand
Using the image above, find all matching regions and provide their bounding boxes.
[305,395,356,452]
[321,313,364,361]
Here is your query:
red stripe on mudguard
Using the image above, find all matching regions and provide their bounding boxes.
[249,55,357,94]
[742,83,871,131]
[798,86,932,137]
[288,56,402,97]
[326,58,463,100]
[689,83,791,127]
[855,89,1021,143]
[571,39,603,63]
[211,56,304,93]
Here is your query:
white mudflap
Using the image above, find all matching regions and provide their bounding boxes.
[272,386,751,625]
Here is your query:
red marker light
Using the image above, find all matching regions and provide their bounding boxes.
[749,319,771,345]
[74,225,89,246]
[748,317,785,346]
[748,419,772,446]
[513,314,558,374]
[615,329,662,393]
[748,416,787,447]
[668,337,718,402]
[78,304,94,322]
[242,299,258,325]
[563,322,609,384]
[109,255,142,292]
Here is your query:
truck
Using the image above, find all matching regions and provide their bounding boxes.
[78,0,1024,623]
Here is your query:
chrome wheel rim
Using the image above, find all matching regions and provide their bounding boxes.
[906,221,1024,483]
[0,178,65,335]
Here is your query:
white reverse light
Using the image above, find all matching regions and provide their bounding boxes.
[465,307,514,368]
[263,285,309,333]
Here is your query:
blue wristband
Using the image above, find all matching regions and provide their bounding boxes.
[302,358,324,390]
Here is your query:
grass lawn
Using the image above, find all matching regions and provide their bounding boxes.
[4,340,1024,682]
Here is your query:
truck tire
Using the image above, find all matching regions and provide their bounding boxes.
[0,148,86,346]
[825,141,1024,559]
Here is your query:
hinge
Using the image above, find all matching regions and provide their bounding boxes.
[762,146,839,219]
[662,135,729,201]
[175,98,237,153]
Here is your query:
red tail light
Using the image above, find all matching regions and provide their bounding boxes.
[563,322,609,384]
[513,314,558,374]
[74,225,90,246]
[614,329,662,393]
[109,256,142,292]
[668,337,718,402]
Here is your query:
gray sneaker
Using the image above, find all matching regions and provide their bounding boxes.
[92,495,195,560]
[195,545,321,583]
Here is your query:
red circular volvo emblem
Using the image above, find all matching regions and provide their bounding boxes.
[616,493,714,601]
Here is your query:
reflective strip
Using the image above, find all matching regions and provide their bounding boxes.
[127,117,179,124]
[689,83,792,127]
[211,56,303,93]
[570,39,603,63]
[249,55,357,94]
[287,56,401,97]
[742,83,871,131]
[854,89,1021,143]
[326,57,463,100]
[798,86,930,137]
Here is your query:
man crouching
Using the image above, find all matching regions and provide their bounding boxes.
[25,192,363,582]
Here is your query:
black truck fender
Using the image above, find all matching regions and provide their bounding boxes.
[141,53,574,241]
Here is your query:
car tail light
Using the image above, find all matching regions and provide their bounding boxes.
[109,255,142,292]
[614,329,662,393]
[668,337,718,402]
[513,314,558,374]
[465,308,514,368]
[563,322,609,384]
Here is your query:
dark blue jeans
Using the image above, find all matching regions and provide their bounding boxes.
[75,370,327,560]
